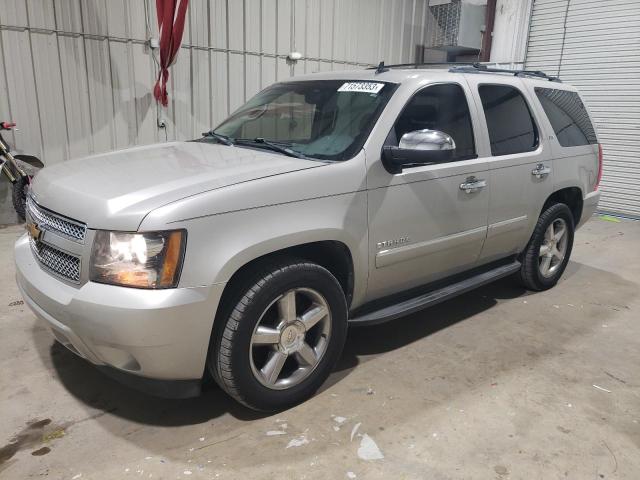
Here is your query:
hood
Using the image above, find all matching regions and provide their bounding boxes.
[31,141,323,231]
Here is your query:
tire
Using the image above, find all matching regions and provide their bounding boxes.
[12,175,29,221]
[518,203,575,291]
[209,258,348,411]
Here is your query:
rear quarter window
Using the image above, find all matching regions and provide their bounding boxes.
[534,88,598,147]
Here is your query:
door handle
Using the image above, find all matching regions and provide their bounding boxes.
[532,163,551,178]
[459,176,486,193]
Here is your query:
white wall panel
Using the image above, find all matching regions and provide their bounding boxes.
[0,0,28,148]
[0,30,14,146]
[1,29,42,158]
[1,0,28,26]
[84,38,114,153]
[260,0,277,87]
[276,0,292,55]
[245,55,261,100]
[31,32,68,163]
[53,0,83,31]
[228,53,245,112]
[211,51,229,126]
[305,0,321,72]
[210,0,229,123]
[27,0,55,29]
[170,47,192,141]
[1,0,431,164]
[318,0,334,61]
[332,0,348,62]
[110,41,137,150]
[261,0,277,54]
[128,0,149,40]
[58,36,93,158]
[81,0,108,36]
[245,0,262,97]
[131,42,158,146]
[190,0,212,135]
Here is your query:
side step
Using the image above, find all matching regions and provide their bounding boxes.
[349,261,521,326]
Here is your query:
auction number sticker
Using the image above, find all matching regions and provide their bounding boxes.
[337,82,385,94]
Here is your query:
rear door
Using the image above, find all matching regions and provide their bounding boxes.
[365,82,489,301]
[464,76,553,263]
[525,84,600,224]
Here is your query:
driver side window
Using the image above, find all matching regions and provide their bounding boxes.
[390,83,476,161]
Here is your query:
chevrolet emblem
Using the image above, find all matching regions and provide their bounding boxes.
[26,221,42,242]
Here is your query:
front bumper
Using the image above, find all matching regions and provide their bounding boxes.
[15,234,225,393]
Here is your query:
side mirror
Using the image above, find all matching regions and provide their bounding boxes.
[382,129,456,173]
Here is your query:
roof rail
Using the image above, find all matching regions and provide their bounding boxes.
[449,63,561,82]
[368,61,478,72]
[367,61,561,82]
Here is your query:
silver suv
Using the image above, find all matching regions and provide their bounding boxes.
[15,65,602,411]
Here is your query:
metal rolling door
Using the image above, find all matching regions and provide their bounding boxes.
[526,0,640,218]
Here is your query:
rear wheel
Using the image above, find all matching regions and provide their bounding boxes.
[518,203,574,291]
[209,259,348,411]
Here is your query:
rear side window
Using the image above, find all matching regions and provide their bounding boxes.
[478,85,538,156]
[391,83,476,161]
[535,88,597,147]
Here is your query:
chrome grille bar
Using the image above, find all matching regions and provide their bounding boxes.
[26,196,87,243]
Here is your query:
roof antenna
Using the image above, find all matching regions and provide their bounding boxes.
[375,61,389,74]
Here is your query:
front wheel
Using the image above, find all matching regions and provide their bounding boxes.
[12,175,30,221]
[209,259,348,411]
[518,203,575,291]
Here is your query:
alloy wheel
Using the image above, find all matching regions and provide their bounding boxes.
[249,287,331,390]
[539,218,568,278]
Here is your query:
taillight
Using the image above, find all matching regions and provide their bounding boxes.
[595,143,603,191]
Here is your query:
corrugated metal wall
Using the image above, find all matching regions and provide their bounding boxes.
[0,0,432,165]
[526,0,640,218]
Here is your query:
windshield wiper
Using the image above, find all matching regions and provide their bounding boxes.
[202,130,234,146]
[235,138,306,159]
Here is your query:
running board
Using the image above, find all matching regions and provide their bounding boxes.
[349,261,521,326]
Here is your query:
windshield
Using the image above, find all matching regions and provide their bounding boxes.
[212,80,397,161]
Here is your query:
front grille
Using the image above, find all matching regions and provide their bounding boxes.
[29,237,81,283]
[26,196,87,243]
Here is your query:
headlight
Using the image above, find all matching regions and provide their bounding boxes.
[90,230,186,289]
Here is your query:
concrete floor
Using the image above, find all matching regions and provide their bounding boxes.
[1,216,639,479]
[0,181,20,226]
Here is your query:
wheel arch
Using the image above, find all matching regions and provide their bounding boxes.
[217,239,356,314]
[542,186,583,226]
[207,243,353,410]
[206,239,356,383]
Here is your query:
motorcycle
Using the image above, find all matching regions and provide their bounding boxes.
[0,121,44,221]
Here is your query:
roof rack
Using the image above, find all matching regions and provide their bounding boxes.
[370,61,478,73]
[449,63,561,82]
[368,61,561,82]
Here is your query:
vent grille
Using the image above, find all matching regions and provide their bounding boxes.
[426,1,461,48]
[27,197,87,243]
[29,237,81,283]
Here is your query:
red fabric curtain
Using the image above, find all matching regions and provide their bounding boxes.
[153,0,189,107]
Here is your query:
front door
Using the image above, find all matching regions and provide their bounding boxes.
[365,82,489,301]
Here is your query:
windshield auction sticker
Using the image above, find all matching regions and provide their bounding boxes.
[337,82,385,94]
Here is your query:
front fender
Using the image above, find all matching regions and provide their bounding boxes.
[141,191,370,308]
